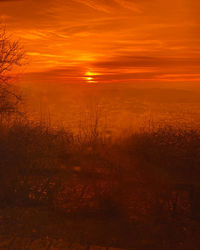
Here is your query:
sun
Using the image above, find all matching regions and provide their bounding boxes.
[87,77,93,81]
[84,71,99,83]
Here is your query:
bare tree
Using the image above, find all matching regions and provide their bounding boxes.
[0,25,25,116]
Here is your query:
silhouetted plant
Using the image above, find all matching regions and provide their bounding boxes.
[0,25,25,116]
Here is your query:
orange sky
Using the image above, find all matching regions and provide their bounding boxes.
[1,0,200,84]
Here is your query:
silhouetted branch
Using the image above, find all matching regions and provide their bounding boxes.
[0,25,25,116]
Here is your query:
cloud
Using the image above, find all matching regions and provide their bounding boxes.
[113,0,141,12]
[72,0,141,14]
[27,52,65,58]
[0,0,22,2]
[73,0,112,13]
[92,55,200,69]
[0,0,199,84]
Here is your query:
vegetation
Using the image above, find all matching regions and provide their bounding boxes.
[0,25,24,116]
[0,118,200,249]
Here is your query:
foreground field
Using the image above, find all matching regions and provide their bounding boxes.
[0,118,200,249]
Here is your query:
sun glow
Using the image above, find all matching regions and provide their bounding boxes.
[84,71,99,83]
[86,71,100,76]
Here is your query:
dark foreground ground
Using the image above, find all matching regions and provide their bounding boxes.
[1,205,200,249]
[0,119,200,249]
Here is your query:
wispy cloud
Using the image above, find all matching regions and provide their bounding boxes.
[0,0,199,83]
[0,0,22,2]
[73,0,112,13]
[27,52,65,58]
[113,0,141,12]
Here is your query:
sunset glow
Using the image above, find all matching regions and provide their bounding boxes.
[0,0,199,85]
